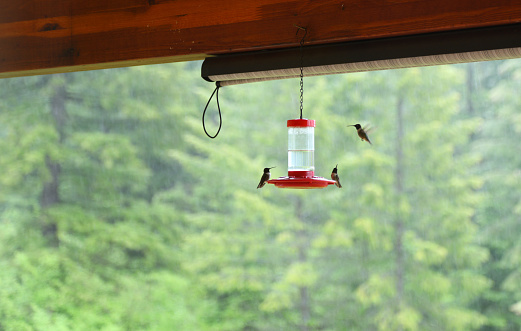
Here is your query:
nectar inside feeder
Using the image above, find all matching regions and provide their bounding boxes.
[268,118,336,189]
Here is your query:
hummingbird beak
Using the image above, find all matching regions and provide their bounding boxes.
[336,164,338,168]
[269,166,276,169]
[347,125,354,127]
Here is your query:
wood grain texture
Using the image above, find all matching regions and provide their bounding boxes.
[2,0,521,78]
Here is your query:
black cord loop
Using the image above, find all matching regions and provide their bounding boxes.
[202,82,222,139]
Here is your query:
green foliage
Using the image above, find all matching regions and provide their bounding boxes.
[468,61,521,330]
[0,59,519,330]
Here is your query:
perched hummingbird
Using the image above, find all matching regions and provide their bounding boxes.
[257,167,275,189]
[347,124,372,145]
[331,164,342,188]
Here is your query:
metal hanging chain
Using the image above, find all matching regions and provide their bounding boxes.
[296,26,307,119]
[202,82,222,139]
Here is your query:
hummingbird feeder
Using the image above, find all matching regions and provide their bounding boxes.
[267,27,336,189]
[267,118,336,189]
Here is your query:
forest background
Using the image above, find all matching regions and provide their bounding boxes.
[0,58,520,331]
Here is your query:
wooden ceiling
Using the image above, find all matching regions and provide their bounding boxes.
[1,0,521,78]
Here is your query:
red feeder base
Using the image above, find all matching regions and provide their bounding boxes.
[267,175,336,189]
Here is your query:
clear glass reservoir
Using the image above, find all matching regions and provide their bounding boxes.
[287,119,315,172]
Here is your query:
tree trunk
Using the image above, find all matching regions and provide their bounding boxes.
[465,63,480,144]
[40,155,61,208]
[394,96,405,321]
[40,75,68,246]
[466,63,475,116]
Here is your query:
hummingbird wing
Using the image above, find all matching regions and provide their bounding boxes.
[257,173,269,189]
[363,125,374,144]
[331,173,342,188]
[358,129,372,145]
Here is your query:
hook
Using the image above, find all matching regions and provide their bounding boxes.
[294,25,307,45]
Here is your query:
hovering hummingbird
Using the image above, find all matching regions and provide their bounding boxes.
[257,167,275,189]
[331,164,342,188]
[347,124,372,145]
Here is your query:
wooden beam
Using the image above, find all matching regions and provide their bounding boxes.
[2,0,521,78]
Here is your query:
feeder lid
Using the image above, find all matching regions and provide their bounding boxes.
[268,176,336,189]
[287,119,315,127]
